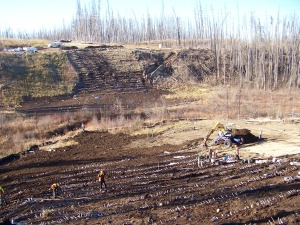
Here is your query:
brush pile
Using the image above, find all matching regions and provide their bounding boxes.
[232,129,259,144]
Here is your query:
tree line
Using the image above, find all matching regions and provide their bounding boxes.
[1,0,299,90]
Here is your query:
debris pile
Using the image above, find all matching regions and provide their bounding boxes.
[232,129,258,144]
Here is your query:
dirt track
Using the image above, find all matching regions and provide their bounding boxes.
[1,119,300,224]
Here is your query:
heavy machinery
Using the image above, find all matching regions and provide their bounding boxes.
[205,122,244,148]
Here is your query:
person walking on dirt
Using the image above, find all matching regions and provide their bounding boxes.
[81,123,86,132]
[198,152,204,168]
[141,76,146,87]
[0,186,4,196]
[259,130,263,140]
[234,144,240,160]
[202,138,208,150]
[0,185,6,206]
[50,183,62,199]
[98,170,107,192]
[208,148,213,163]
[141,71,148,86]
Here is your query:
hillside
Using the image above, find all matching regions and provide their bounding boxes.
[0,44,220,109]
[0,50,77,107]
[1,41,298,113]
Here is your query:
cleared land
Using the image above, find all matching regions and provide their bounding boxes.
[0,43,299,224]
[0,119,299,224]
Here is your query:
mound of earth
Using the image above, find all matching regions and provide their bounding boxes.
[232,129,259,144]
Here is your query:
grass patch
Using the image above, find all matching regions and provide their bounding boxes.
[164,86,211,99]
[0,86,299,158]
[0,38,50,49]
[0,51,77,106]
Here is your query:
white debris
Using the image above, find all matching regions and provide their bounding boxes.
[272,157,283,163]
[173,156,186,159]
[226,158,237,163]
[255,159,270,164]
[290,162,300,166]
[211,216,219,222]
[284,176,300,182]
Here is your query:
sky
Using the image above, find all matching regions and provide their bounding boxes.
[0,0,299,32]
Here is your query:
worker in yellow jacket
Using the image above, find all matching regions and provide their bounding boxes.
[0,186,4,196]
[50,183,62,199]
[0,185,6,206]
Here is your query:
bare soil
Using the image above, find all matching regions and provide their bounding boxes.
[0,44,299,224]
[1,119,299,224]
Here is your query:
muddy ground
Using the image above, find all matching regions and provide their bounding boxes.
[1,118,299,225]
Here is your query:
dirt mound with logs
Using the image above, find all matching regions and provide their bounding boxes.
[232,129,259,144]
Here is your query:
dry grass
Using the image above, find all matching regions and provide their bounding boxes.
[163,86,300,120]
[164,85,211,100]
[85,114,144,133]
[234,88,300,119]
[0,51,77,106]
[0,86,299,158]
[0,112,85,157]
[0,38,50,48]
[131,120,191,136]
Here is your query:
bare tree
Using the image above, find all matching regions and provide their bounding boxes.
[172,7,181,46]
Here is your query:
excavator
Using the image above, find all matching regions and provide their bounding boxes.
[205,122,244,148]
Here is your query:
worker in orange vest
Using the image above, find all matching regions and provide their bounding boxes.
[234,144,240,160]
[98,170,107,192]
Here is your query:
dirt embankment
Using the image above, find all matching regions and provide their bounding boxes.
[2,46,222,112]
